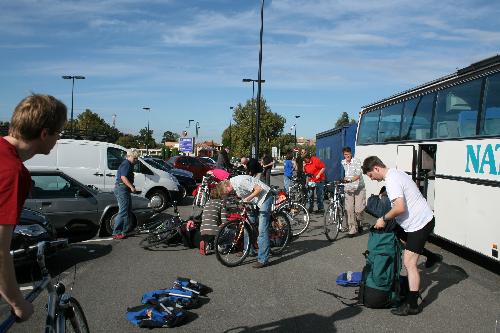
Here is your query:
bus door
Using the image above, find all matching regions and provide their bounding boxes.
[396,145,416,179]
[417,144,437,210]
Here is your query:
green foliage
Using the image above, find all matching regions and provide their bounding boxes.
[115,134,139,148]
[335,111,357,128]
[138,127,157,148]
[162,131,180,143]
[171,148,179,156]
[221,98,285,158]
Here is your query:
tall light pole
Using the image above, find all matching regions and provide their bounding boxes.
[242,78,265,158]
[255,0,265,160]
[294,115,300,146]
[142,107,150,155]
[62,75,85,137]
[229,106,234,151]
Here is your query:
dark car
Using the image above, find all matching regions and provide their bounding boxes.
[25,169,158,239]
[143,157,197,199]
[12,208,57,266]
[166,156,215,182]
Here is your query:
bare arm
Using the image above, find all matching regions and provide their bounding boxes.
[120,175,136,193]
[0,225,34,320]
[243,185,263,202]
[374,197,406,229]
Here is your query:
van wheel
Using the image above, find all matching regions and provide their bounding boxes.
[104,212,137,236]
[147,189,169,212]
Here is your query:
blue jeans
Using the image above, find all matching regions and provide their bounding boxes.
[113,184,132,236]
[247,194,273,264]
[307,181,325,211]
[284,176,291,194]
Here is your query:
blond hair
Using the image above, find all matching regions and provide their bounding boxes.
[9,94,67,141]
[127,148,140,159]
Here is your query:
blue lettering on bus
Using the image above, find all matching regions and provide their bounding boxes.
[465,144,499,175]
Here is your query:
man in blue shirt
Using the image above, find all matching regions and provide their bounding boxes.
[113,149,139,239]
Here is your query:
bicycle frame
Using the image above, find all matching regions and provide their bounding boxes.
[0,240,88,333]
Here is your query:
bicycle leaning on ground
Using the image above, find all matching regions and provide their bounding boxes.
[214,200,292,267]
[0,239,90,333]
[324,181,348,241]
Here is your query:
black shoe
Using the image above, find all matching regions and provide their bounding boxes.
[347,233,357,238]
[391,302,421,316]
[425,253,443,268]
[357,226,363,234]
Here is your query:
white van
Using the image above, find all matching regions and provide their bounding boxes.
[25,139,180,211]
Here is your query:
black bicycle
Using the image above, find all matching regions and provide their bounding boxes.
[214,201,292,267]
[0,240,90,333]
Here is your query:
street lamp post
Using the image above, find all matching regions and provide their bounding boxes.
[229,106,234,151]
[142,107,151,155]
[242,78,265,158]
[294,115,300,146]
[62,75,85,137]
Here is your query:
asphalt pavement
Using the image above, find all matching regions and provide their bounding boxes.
[2,174,500,332]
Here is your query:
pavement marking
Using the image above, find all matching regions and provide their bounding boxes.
[81,237,113,243]
[20,286,34,291]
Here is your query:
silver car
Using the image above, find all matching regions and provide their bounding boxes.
[25,169,157,238]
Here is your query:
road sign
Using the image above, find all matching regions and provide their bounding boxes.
[179,137,194,153]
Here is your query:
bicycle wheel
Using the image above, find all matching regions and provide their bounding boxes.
[269,212,291,255]
[64,297,90,333]
[324,204,342,242]
[282,202,310,236]
[139,229,178,249]
[215,220,250,267]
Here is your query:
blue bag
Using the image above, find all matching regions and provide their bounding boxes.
[173,277,210,296]
[141,287,199,309]
[126,300,186,328]
[336,271,362,286]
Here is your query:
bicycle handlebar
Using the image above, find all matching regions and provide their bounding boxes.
[9,239,68,257]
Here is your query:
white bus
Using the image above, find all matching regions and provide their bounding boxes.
[355,55,500,262]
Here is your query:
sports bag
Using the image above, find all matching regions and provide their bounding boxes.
[336,271,362,287]
[126,300,186,328]
[357,227,404,308]
[141,287,199,309]
[365,194,392,219]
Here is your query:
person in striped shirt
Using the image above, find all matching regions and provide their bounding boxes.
[199,185,227,255]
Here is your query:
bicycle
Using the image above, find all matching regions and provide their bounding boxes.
[0,239,90,333]
[271,187,310,237]
[324,181,348,241]
[193,174,218,208]
[214,200,292,267]
[139,202,200,250]
[288,174,308,207]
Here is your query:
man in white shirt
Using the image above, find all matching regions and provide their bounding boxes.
[217,175,272,268]
[362,156,438,316]
[341,147,366,237]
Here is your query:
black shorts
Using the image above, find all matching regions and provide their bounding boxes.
[395,218,435,254]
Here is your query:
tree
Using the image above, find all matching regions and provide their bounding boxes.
[115,134,139,148]
[335,112,357,128]
[162,131,180,143]
[68,109,122,142]
[221,98,285,158]
[138,127,156,149]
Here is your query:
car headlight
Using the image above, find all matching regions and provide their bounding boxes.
[14,224,47,237]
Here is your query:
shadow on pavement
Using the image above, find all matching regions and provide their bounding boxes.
[269,237,338,266]
[223,306,362,333]
[420,262,468,307]
[15,243,112,283]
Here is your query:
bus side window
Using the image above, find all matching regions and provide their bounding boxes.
[481,72,500,136]
[357,109,380,144]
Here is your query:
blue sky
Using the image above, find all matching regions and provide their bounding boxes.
[1,0,500,143]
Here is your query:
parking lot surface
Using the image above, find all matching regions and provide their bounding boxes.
[2,175,500,332]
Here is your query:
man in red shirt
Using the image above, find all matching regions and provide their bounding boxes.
[303,154,326,214]
[0,94,67,322]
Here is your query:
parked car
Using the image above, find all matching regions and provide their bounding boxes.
[12,208,57,266]
[25,169,158,238]
[199,156,217,167]
[143,157,197,199]
[166,156,215,182]
[25,139,181,211]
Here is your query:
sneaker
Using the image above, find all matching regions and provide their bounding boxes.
[390,302,421,316]
[113,234,126,240]
[425,253,443,268]
[252,261,267,269]
[199,240,206,256]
